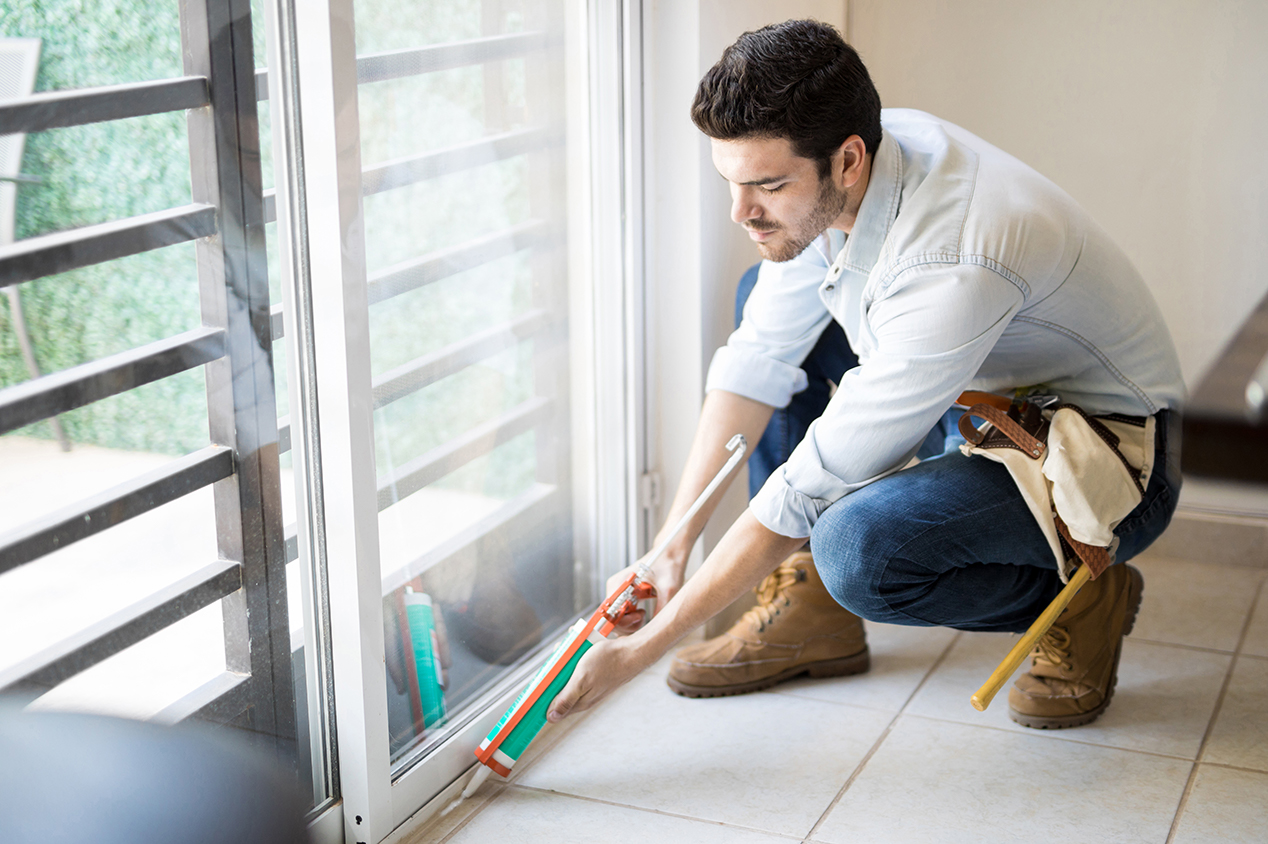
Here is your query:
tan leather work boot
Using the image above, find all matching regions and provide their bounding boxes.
[667,551,869,697]
[1009,563,1144,729]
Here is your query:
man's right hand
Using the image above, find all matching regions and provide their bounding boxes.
[596,392,773,634]
[605,550,685,634]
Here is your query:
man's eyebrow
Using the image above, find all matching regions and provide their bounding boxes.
[720,173,791,186]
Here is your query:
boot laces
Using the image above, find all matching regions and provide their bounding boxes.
[742,563,805,631]
[1034,625,1073,671]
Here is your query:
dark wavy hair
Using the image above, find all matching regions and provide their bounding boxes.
[691,20,882,178]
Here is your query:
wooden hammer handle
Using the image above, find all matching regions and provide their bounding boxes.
[970,565,1092,711]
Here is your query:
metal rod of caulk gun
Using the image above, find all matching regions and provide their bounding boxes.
[635,433,747,580]
[606,435,749,615]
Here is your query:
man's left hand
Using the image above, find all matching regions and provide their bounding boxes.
[547,634,647,723]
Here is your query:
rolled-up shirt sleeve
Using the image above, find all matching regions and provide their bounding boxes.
[705,242,836,409]
[750,263,1027,538]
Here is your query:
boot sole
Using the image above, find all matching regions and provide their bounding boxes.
[666,647,871,699]
[1008,565,1144,730]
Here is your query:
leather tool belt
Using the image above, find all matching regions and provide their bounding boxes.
[954,391,1154,582]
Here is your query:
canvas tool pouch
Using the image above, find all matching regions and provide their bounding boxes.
[955,392,1156,583]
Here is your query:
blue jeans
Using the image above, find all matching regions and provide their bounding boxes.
[736,264,1181,634]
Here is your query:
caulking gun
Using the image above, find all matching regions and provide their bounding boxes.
[460,434,748,800]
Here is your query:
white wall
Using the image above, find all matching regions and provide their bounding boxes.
[643,0,848,588]
[850,0,1268,389]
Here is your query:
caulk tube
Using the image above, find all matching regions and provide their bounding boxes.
[474,617,604,777]
[403,588,446,728]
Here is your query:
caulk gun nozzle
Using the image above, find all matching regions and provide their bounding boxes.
[462,764,493,800]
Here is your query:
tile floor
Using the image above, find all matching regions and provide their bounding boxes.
[408,553,1268,844]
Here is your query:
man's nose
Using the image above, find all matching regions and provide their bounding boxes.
[731,187,761,224]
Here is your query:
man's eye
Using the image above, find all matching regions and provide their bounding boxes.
[759,184,785,194]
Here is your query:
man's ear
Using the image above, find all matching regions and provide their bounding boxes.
[835,135,868,190]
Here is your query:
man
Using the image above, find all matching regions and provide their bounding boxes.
[549,19,1183,730]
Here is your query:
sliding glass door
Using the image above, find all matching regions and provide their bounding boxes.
[267,0,639,837]
[2,0,638,838]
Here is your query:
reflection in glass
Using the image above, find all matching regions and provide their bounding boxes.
[352,0,575,763]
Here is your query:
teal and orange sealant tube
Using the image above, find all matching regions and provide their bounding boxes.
[461,434,748,800]
[403,588,446,728]
[465,568,653,796]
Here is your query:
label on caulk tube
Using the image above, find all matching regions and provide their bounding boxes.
[404,589,446,728]
[479,617,595,768]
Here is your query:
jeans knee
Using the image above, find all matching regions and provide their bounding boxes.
[810,502,896,622]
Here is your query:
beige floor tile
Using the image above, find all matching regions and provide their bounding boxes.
[1129,556,1265,651]
[397,782,507,844]
[1150,512,1268,569]
[1242,586,1268,657]
[1171,765,1268,844]
[517,665,893,837]
[814,715,1191,844]
[905,632,1230,758]
[442,788,797,844]
[1203,655,1268,772]
[770,622,957,712]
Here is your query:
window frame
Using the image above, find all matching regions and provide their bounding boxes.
[0,0,645,837]
[269,0,645,839]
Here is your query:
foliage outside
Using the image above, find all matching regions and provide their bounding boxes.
[1,0,548,499]
[1,0,205,453]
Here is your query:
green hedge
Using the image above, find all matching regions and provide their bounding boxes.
[1,1,209,454]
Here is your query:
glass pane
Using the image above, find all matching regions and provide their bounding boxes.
[0,1,184,89]
[0,370,210,526]
[26,603,226,721]
[3,0,329,815]
[0,242,203,387]
[352,0,578,766]
[8,112,192,240]
[355,0,525,53]
[0,474,221,711]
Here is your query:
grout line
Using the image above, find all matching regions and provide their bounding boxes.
[1234,579,1266,660]
[1164,578,1266,844]
[904,711,1203,764]
[506,783,806,841]
[762,689,930,716]
[801,629,963,843]
[1127,636,1244,656]
[1199,760,1268,777]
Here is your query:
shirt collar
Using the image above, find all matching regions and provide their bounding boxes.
[826,129,903,282]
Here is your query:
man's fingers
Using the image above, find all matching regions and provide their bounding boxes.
[548,681,583,723]
[613,609,644,634]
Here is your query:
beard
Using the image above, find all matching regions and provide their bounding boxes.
[749,175,850,263]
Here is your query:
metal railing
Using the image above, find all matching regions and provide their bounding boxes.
[0,0,294,746]
[0,327,227,434]
[0,76,210,134]
[261,129,561,226]
[0,204,218,287]
[0,446,234,575]
[253,31,550,101]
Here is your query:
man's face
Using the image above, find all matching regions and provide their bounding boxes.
[711,136,850,263]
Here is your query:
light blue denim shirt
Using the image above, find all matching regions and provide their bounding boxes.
[706,109,1186,539]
